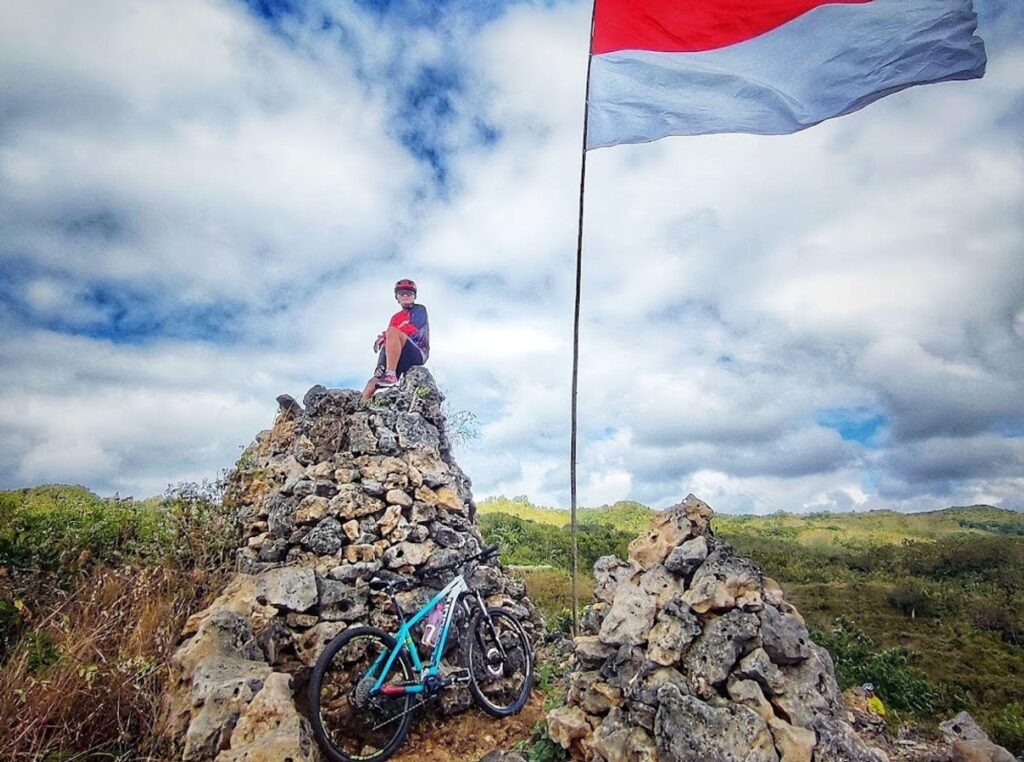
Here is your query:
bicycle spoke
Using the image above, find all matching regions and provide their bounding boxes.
[314,631,413,760]
[469,609,532,716]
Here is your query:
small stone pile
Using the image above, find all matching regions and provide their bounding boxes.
[547,495,889,762]
[162,367,541,761]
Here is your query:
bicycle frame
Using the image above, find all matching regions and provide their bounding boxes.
[369,574,471,696]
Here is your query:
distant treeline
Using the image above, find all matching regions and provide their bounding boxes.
[478,511,634,574]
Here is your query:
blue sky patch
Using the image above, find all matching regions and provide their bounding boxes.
[0,262,248,346]
[817,408,888,447]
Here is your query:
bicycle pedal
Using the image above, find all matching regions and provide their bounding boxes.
[446,668,472,686]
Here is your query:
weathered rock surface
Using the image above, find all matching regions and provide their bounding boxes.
[548,494,889,762]
[163,368,542,760]
[940,712,1017,762]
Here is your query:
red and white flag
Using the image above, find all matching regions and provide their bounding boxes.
[587,0,987,149]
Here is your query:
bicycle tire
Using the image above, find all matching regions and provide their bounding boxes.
[308,626,416,762]
[466,607,534,717]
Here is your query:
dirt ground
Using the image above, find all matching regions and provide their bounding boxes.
[390,691,546,762]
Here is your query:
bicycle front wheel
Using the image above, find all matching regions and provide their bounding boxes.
[466,607,534,717]
[308,626,415,762]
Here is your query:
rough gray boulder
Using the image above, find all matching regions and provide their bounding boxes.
[547,494,889,762]
[163,368,543,761]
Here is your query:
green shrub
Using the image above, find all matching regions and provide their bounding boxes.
[479,512,633,573]
[0,485,169,573]
[0,482,236,660]
[25,629,61,672]
[515,720,567,762]
[886,580,943,619]
[811,617,935,715]
[967,595,1024,646]
[162,481,239,572]
[992,702,1024,756]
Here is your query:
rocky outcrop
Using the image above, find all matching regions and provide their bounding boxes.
[548,494,888,762]
[163,368,541,760]
[939,712,1017,762]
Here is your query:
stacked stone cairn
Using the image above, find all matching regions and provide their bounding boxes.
[163,367,542,761]
[547,495,889,762]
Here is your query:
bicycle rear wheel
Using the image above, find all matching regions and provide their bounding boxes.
[308,626,415,762]
[466,607,533,717]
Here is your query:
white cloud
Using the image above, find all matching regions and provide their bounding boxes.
[0,0,1021,516]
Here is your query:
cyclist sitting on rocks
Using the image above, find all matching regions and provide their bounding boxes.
[361,278,430,402]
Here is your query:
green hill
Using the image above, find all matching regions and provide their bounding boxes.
[479,495,1023,544]
[714,505,1024,546]
[478,496,654,533]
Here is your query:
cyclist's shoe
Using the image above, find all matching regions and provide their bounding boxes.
[377,371,399,388]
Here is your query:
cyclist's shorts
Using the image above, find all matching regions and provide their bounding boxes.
[377,341,425,377]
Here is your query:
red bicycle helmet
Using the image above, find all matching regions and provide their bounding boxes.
[394,278,417,295]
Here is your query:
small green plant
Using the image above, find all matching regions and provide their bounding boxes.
[535,658,567,711]
[992,702,1024,756]
[552,609,574,636]
[443,407,479,450]
[515,720,567,762]
[25,629,61,672]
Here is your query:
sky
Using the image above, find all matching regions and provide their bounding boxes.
[0,0,1021,514]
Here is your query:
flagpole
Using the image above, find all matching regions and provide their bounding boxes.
[570,0,598,638]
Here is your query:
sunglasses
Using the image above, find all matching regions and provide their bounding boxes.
[396,289,415,297]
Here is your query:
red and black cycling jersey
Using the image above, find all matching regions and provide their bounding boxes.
[389,304,429,360]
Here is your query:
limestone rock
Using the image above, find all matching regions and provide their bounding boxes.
[646,598,700,667]
[377,504,403,536]
[771,644,844,728]
[810,716,889,762]
[941,712,1017,762]
[638,565,683,605]
[575,635,616,667]
[950,740,1017,762]
[550,494,880,762]
[590,710,657,762]
[568,671,623,715]
[215,672,317,761]
[255,567,317,612]
[383,540,436,568]
[655,685,779,762]
[627,505,694,570]
[599,584,657,647]
[759,603,812,665]
[301,517,344,555]
[329,484,384,519]
[683,609,759,691]
[663,535,708,577]
[682,546,764,613]
[768,718,816,762]
[293,495,329,524]
[727,676,775,723]
[548,704,593,750]
[736,647,787,695]
[594,555,638,603]
[166,368,542,760]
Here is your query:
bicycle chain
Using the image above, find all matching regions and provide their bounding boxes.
[367,670,473,732]
[369,696,431,732]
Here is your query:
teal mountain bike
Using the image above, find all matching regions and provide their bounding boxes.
[308,546,534,762]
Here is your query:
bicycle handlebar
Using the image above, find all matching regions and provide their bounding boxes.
[368,545,500,592]
[412,544,499,578]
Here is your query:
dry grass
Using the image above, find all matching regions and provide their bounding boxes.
[515,567,594,630]
[0,565,220,761]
